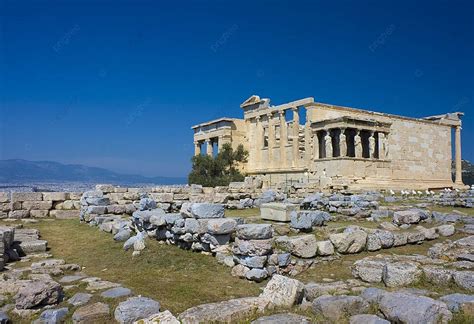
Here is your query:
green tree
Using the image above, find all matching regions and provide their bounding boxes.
[188,143,248,187]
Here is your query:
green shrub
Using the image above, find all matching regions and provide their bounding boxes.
[188,143,248,187]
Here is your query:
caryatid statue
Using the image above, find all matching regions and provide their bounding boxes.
[354,130,362,158]
[324,130,333,158]
[369,131,376,158]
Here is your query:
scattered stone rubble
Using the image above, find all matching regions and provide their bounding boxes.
[76,184,473,284]
[1,184,473,323]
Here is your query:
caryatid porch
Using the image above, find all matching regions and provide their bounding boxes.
[310,117,391,161]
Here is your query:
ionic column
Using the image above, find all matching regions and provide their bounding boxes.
[256,116,263,169]
[246,119,254,169]
[313,132,319,160]
[339,128,347,157]
[369,131,376,158]
[378,132,385,159]
[205,139,213,156]
[324,130,333,158]
[304,111,312,164]
[455,125,463,184]
[279,110,287,168]
[354,129,362,158]
[267,113,275,166]
[292,107,299,167]
[194,141,201,156]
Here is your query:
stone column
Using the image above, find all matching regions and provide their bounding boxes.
[313,132,319,160]
[354,130,362,158]
[369,131,376,158]
[292,107,299,167]
[339,128,347,157]
[378,132,385,159]
[245,119,256,171]
[324,130,333,158]
[267,113,275,167]
[256,116,263,170]
[304,111,312,164]
[279,110,287,168]
[455,125,463,184]
[194,141,201,156]
[205,139,213,156]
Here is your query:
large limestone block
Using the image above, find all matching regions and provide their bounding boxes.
[316,240,335,256]
[42,192,68,201]
[30,210,50,218]
[96,184,115,193]
[260,274,304,307]
[8,210,30,219]
[0,192,10,203]
[382,261,422,287]
[22,201,53,210]
[393,209,428,225]
[72,302,110,323]
[260,203,298,222]
[190,203,225,219]
[150,193,174,203]
[114,297,161,324]
[233,238,273,256]
[349,314,389,324]
[251,313,311,323]
[275,235,318,258]
[377,292,452,324]
[12,192,42,202]
[290,210,330,230]
[236,224,272,240]
[50,210,80,219]
[206,218,237,235]
[329,230,367,254]
[19,240,48,253]
[178,297,267,324]
[135,310,179,324]
[312,295,370,322]
[352,259,386,283]
[14,280,63,309]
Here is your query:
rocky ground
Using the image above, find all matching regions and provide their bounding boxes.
[1,187,473,323]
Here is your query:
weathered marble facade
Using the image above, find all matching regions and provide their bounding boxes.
[193,95,466,190]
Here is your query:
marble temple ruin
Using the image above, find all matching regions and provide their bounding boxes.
[192,95,466,190]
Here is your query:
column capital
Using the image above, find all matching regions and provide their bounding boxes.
[278,109,285,116]
[291,107,298,112]
[204,138,211,143]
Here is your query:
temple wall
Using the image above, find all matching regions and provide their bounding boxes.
[0,192,81,219]
[309,104,454,188]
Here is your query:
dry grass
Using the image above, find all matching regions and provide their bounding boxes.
[24,219,263,314]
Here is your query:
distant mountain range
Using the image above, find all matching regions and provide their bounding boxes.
[0,159,186,185]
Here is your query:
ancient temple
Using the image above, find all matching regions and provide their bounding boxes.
[192,95,465,190]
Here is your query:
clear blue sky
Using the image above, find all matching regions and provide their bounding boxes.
[1,0,473,177]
